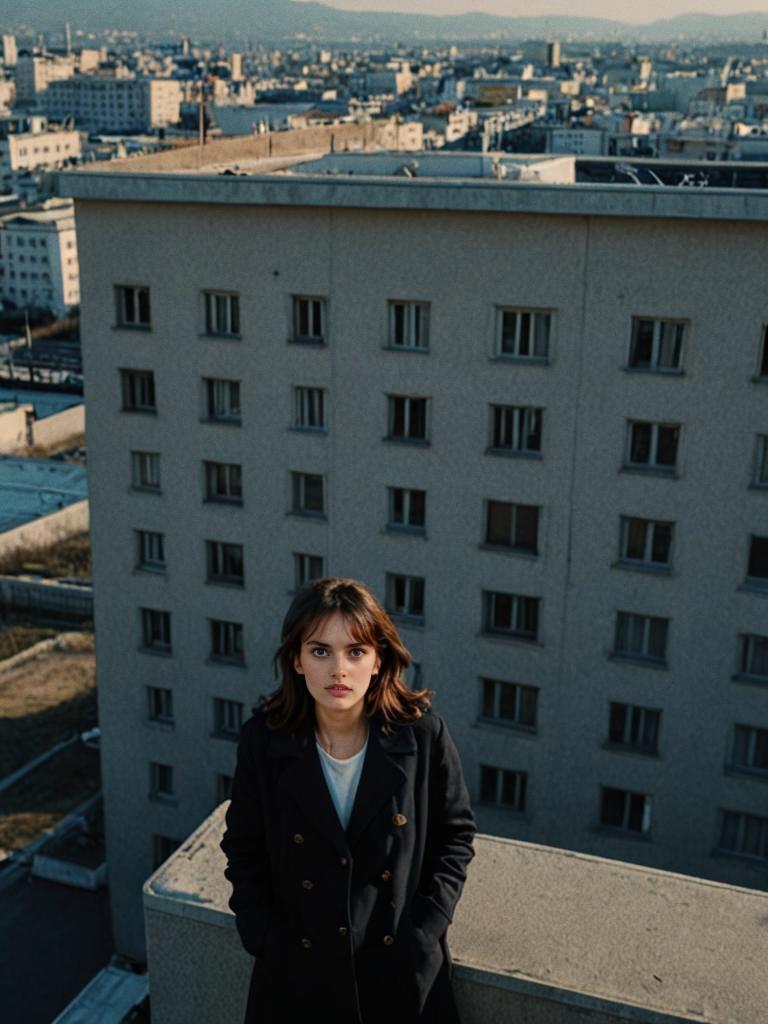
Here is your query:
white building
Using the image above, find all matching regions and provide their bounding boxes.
[45,77,182,133]
[0,127,81,179]
[14,53,76,106]
[2,34,17,68]
[0,198,79,312]
[59,144,768,960]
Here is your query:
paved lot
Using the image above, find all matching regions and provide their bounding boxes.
[0,872,113,1023]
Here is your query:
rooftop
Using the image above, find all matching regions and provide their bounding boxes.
[0,456,88,533]
[143,803,768,1024]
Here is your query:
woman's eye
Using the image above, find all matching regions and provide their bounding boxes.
[311,648,328,657]
[350,648,365,658]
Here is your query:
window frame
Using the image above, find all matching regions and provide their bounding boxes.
[478,677,539,732]
[484,499,540,555]
[115,284,151,329]
[147,686,173,725]
[203,377,241,425]
[205,540,245,587]
[488,404,543,457]
[203,289,240,338]
[293,385,326,432]
[478,764,528,812]
[737,633,768,683]
[627,316,686,374]
[135,529,166,572]
[149,761,174,800]
[624,420,681,474]
[120,368,156,413]
[204,460,243,505]
[213,696,244,739]
[291,471,326,518]
[618,515,673,572]
[387,299,430,352]
[482,590,540,643]
[606,701,661,755]
[385,573,426,624]
[729,724,768,776]
[756,326,768,380]
[209,618,245,666]
[495,306,551,362]
[716,809,768,862]
[745,534,768,588]
[130,450,161,493]
[386,395,429,444]
[293,552,325,589]
[612,611,669,666]
[753,435,768,489]
[140,607,171,655]
[291,295,327,345]
[387,487,427,533]
[599,785,652,836]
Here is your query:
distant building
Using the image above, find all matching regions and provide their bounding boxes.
[0,123,81,179]
[0,198,79,313]
[547,41,561,69]
[45,77,182,133]
[230,52,243,83]
[14,52,76,106]
[2,34,17,68]
[545,125,607,156]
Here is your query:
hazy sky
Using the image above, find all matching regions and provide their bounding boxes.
[298,0,768,22]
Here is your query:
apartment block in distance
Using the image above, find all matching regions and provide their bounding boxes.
[45,76,182,134]
[59,146,768,960]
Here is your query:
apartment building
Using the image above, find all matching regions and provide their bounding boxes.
[14,52,76,106]
[59,148,768,960]
[0,127,81,179]
[0,198,79,312]
[45,77,182,133]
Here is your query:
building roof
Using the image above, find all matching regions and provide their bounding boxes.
[0,455,88,533]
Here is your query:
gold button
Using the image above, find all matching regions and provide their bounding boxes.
[301,938,312,949]
[381,870,392,881]
[301,879,314,890]
[293,833,304,844]
[338,926,348,936]
[392,813,407,827]
[340,857,348,866]
[383,934,395,946]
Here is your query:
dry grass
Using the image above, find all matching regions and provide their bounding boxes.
[0,532,92,577]
[0,742,100,853]
[0,631,96,778]
[0,626,58,662]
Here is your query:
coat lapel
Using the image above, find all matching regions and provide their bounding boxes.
[345,716,417,847]
[268,721,350,858]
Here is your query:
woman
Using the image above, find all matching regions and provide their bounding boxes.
[220,577,476,1024]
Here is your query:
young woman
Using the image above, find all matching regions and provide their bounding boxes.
[220,577,476,1024]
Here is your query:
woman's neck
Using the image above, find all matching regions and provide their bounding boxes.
[315,706,368,759]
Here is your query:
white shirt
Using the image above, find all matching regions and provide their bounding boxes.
[316,739,368,830]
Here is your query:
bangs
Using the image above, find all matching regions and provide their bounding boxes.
[302,608,380,649]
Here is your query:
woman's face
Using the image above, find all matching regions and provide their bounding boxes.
[293,611,380,719]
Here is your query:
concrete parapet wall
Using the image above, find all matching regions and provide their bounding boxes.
[0,405,31,453]
[31,403,84,449]
[0,498,89,556]
[143,805,768,1024]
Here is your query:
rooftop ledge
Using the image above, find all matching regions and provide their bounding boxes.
[143,803,767,1024]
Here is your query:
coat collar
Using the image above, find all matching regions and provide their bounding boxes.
[265,712,417,855]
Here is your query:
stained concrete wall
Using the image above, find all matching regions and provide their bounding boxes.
[31,402,84,449]
[0,498,89,555]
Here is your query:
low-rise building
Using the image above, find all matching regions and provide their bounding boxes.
[0,198,79,313]
[45,77,182,134]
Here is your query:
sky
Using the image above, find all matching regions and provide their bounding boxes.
[297,0,768,22]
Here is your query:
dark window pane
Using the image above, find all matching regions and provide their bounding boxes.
[748,537,768,579]
[518,312,531,356]
[656,426,679,467]
[630,423,651,463]
[624,518,647,560]
[486,501,512,545]
[481,679,495,718]
[480,766,497,803]
[648,618,668,660]
[651,523,672,564]
[304,475,323,512]
[630,320,654,367]
[498,683,518,721]
[627,793,645,832]
[409,490,425,526]
[601,787,625,827]
[391,489,405,523]
[391,398,405,437]
[609,702,626,743]
[515,505,539,552]
[492,592,512,630]
[761,330,768,376]
[409,399,426,439]
[518,687,538,727]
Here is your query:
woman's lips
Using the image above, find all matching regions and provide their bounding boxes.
[326,685,352,694]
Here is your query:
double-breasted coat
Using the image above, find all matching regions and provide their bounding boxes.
[220,706,476,1024]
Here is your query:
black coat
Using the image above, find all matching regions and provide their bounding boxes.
[220,707,476,1024]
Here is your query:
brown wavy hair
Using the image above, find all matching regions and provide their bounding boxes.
[263,578,432,731]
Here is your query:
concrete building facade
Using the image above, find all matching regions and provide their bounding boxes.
[45,77,182,134]
[0,128,81,179]
[0,198,79,312]
[14,53,76,106]
[59,149,768,960]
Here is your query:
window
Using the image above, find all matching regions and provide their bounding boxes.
[718,810,768,861]
[388,300,429,350]
[120,369,156,413]
[479,765,527,811]
[625,421,680,472]
[115,284,150,327]
[406,662,423,690]
[731,725,768,774]
[754,436,768,488]
[758,327,768,379]
[141,608,171,654]
[497,308,550,360]
[619,516,673,569]
[600,787,652,834]
[482,591,540,642]
[479,678,538,729]
[485,501,539,554]
[607,702,661,754]
[204,290,240,336]
[388,488,426,531]
[206,541,245,586]
[386,574,425,623]
[213,697,243,738]
[204,377,241,423]
[628,317,685,372]
[294,553,324,588]
[152,834,181,870]
[293,386,326,431]
[746,535,768,585]
[131,451,160,492]
[739,633,768,681]
[613,612,668,664]
[489,405,542,455]
[217,773,233,802]
[387,396,428,443]
[149,761,174,799]
[135,529,165,571]
[147,686,173,724]
[209,619,244,665]
[292,296,326,343]
[291,472,325,516]
[204,461,243,504]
